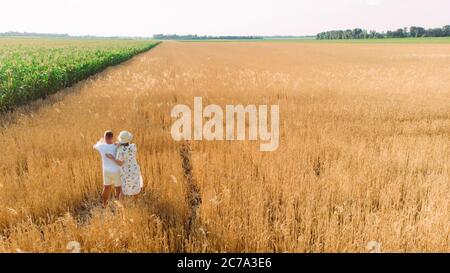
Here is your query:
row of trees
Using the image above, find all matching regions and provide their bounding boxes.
[0,32,154,40]
[0,31,70,38]
[152,34,263,40]
[316,25,450,40]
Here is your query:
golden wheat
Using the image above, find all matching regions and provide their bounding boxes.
[0,42,449,253]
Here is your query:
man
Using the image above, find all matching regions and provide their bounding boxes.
[93,130,122,207]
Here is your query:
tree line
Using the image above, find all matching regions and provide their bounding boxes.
[0,31,153,40]
[316,25,450,40]
[0,31,70,38]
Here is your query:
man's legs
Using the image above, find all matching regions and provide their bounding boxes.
[102,171,116,207]
[113,172,122,200]
[115,186,122,200]
[102,185,113,207]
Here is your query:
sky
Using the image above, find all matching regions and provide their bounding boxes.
[1,0,449,37]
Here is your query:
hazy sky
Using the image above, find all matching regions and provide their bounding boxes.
[1,0,449,37]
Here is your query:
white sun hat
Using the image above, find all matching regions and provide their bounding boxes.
[118,131,133,144]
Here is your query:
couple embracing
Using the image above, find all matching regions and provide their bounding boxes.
[93,130,143,207]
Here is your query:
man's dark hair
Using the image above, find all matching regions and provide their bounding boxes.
[104,130,114,139]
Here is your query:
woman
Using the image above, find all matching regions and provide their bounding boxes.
[106,131,143,200]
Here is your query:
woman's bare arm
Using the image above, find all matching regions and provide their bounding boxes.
[105,153,124,166]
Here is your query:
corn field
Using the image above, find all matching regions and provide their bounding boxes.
[0,38,159,111]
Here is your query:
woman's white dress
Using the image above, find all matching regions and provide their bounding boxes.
[116,144,143,195]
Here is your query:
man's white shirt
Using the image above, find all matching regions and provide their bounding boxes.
[93,142,121,173]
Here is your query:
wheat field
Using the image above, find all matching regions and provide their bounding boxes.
[0,41,449,253]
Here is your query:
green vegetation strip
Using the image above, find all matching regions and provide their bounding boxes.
[0,38,160,111]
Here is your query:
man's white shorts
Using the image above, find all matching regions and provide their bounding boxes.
[103,171,121,187]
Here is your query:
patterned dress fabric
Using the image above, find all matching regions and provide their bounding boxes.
[116,144,143,195]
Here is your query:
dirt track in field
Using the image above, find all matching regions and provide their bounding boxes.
[1,42,449,252]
